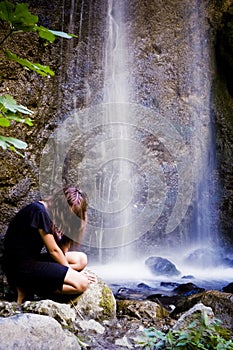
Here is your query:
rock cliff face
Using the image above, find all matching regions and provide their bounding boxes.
[1,0,233,258]
[215,1,233,247]
[0,0,67,229]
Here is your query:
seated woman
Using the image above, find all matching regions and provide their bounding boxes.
[2,186,95,303]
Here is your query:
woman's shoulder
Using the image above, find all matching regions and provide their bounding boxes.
[19,201,46,215]
[7,202,46,227]
[31,201,45,209]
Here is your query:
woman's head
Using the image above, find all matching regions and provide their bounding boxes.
[63,186,87,221]
[46,185,88,243]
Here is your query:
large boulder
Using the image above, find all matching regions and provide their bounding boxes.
[184,248,221,267]
[145,256,180,276]
[173,282,205,297]
[172,303,214,331]
[117,299,169,322]
[172,290,233,331]
[70,275,116,322]
[0,275,116,324]
[0,313,81,350]
[201,290,233,331]
[22,299,76,327]
[222,282,233,293]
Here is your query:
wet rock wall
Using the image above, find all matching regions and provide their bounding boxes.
[0,0,233,258]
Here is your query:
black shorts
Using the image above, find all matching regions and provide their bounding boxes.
[4,254,68,294]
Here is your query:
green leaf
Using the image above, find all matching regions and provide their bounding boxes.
[0,135,28,156]
[0,138,7,150]
[145,328,165,340]
[8,115,33,126]
[0,135,27,149]
[176,340,189,347]
[13,3,38,31]
[36,25,56,42]
[0,1,38,31]
[35,26,75,42]
[166,330,175,345]
[5,50,55,76]
[201,309,210,327]
[0,117,10,126]
[0,0,14,22]
[48,29,75,39]
[0,94,33,115]
[8,145,25,156]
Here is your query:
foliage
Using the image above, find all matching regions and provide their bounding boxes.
[0,135,27,155]
[0,0,74,74]
[0,94,33,155]
[0,0,75,155]
[136,310,233,350]
[5,50,55,76]
[0,1,74,43]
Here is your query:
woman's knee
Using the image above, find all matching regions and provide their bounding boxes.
[78,252,88,268]
[66,251,88,270]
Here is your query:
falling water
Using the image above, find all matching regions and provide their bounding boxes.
[103,0,129,103]
[78,0,85,40]
[98,0,133,258]
[40,0,233,289]
[184,0,220,267]
[84,0,229,284]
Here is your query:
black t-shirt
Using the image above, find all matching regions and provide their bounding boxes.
[3,202,53,264]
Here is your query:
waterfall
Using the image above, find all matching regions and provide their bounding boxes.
[39,0,233,287]
[183,0,220,267]
[99,0,133,255]
[103,0,129,104]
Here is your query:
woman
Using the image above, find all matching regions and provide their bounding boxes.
[2,186,95,303]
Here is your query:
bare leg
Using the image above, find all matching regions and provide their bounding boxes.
[16,287,27,304]
[60,267,89,295]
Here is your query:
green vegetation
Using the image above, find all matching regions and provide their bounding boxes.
[0,0,74,155]
[137,310,233,350]
[0,94,33,155]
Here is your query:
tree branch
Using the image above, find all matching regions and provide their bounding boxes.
[0,29,13,47]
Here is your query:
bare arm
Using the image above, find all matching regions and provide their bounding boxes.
[39,229,69,267]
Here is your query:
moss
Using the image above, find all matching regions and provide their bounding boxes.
[99,285,116,321]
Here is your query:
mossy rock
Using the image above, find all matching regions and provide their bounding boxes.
[70,272,116,322]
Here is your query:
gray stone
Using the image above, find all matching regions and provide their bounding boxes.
[78,319,105,334]
[201,290,233,331]
[115,335,133,348]
[145,256,181,276]
[184,248,222,267]
[70,275,116,322]
[0,313,81,350]
[0,276,116,326]
[117,299,169,321]
[0,301,20,318]
[171,289,233,331]
[22,299,76,327]
[172,303,214,331]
